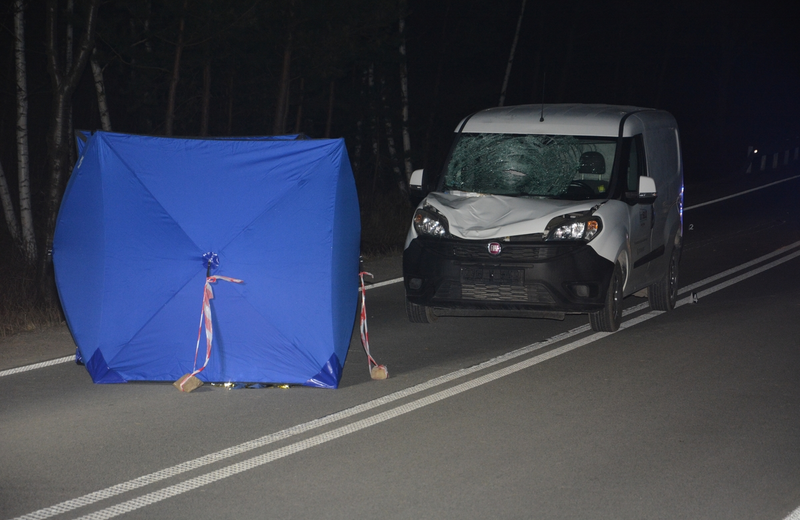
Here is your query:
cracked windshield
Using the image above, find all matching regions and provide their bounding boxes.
[443,133,616,200]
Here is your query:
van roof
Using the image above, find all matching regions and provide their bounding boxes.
[457,104,670,137]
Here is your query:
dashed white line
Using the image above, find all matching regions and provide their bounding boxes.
[0,355,75,378]
[4,177,795,379]
[12,239,800,520]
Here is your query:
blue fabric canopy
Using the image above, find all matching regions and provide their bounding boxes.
[54,131,361,388]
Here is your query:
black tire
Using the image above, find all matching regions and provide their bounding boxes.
[590,263,623,332]
[649,246,680,311]
[406,299,437,323]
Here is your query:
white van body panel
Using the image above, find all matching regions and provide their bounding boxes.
[403,103,683,326]
[405,194,639,293]
[458,104,647,137]
[423,193,599,240]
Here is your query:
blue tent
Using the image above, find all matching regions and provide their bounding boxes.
[54,131,361,388]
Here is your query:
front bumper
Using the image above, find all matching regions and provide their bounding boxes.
[403,236,615,314]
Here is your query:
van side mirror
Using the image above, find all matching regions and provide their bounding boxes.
[409,168,428,206]
[624,176,657,205]
[637,176,657,205]
[410,169,424,190]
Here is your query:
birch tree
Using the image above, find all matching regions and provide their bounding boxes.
[381,76,405,194]
[273,0,296,135]
[398,16,413,181]
[200,52,211,136]
[14,0,36,263]
[0,161,21,247]
[66,0,75,167]
[91,49,112,131]
[165,0,189,136]
[324,79,335,138]
[40,0,100,297]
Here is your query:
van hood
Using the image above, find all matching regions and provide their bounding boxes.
[424,192,600,239]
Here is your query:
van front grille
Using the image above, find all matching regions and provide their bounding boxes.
[451,244,564,261]
[434,281,554,304]
[425,239,580,262]
[462,283,529,301]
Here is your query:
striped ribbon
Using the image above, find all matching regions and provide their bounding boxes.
[359,271,384,375]
[181,275,243,390]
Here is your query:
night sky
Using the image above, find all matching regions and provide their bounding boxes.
[406,0,800,178]
[1,0,799,202]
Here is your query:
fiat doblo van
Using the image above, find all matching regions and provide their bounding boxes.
[403,104,683,332]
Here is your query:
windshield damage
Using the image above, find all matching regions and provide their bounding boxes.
[443,133,616,200]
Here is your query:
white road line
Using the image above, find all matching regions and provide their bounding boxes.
[785,505,800,520]
[677,247,800,306]
[4,178,794,379]
[13,240,800,520]
[683,174,800,211]
[0,275,400,379]
[73,333,614,520]
[360,276,404,292]
[679,240,800,295]
[0,356,75,378]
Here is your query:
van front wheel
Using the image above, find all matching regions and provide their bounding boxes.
[590,263,623,332]
[406,300,437,323]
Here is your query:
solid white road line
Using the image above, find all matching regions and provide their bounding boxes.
[785,504,800,520]
[13,239,800,520]
[683,174,800,212]
[5,178,795,379]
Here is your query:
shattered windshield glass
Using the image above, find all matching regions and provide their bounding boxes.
[442,133,616,200]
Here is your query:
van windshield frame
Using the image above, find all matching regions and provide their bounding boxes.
[440,133,618,200]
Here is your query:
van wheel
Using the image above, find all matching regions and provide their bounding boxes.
[406,300,437,323]
[649,246,680,311]
[590,263,623,332]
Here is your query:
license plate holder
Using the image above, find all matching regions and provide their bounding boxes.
[460,267,524,285]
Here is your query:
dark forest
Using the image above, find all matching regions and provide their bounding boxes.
[1,0,798,332]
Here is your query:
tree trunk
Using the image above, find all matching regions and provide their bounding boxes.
[352,69,367,183]
[273,33,293,135]
[422,0,451,167]
[66,0,75,169]
[165,0,188,136]
[324,79,335,138]
[14,0,36,264]
[293,78,305,134]
[380,76,406,194]
[201,56,211,136]
[499,0,526,107]
[398,17,413,181]
[226,74,234,136]
[91,49,112,131]
[368,66,380,199]
[0,160,21,246]
[556,8,578,102]
[40,0,100,300]
[529,10,544,104]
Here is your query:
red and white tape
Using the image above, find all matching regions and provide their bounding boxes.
[359,272,387,379]
[181,275,243,390]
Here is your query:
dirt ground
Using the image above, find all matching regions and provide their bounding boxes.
[0,324,77,371]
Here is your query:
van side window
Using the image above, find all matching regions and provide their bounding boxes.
[626,135,646,191]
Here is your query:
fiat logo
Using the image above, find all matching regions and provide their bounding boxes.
[488,242,502,255]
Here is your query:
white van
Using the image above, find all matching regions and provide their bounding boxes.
[403,104,683,331]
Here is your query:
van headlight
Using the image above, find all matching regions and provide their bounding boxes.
[545,215,602,242]
[413,206,450,238]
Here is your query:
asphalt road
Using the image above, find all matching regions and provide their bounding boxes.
[2,173,800,520]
